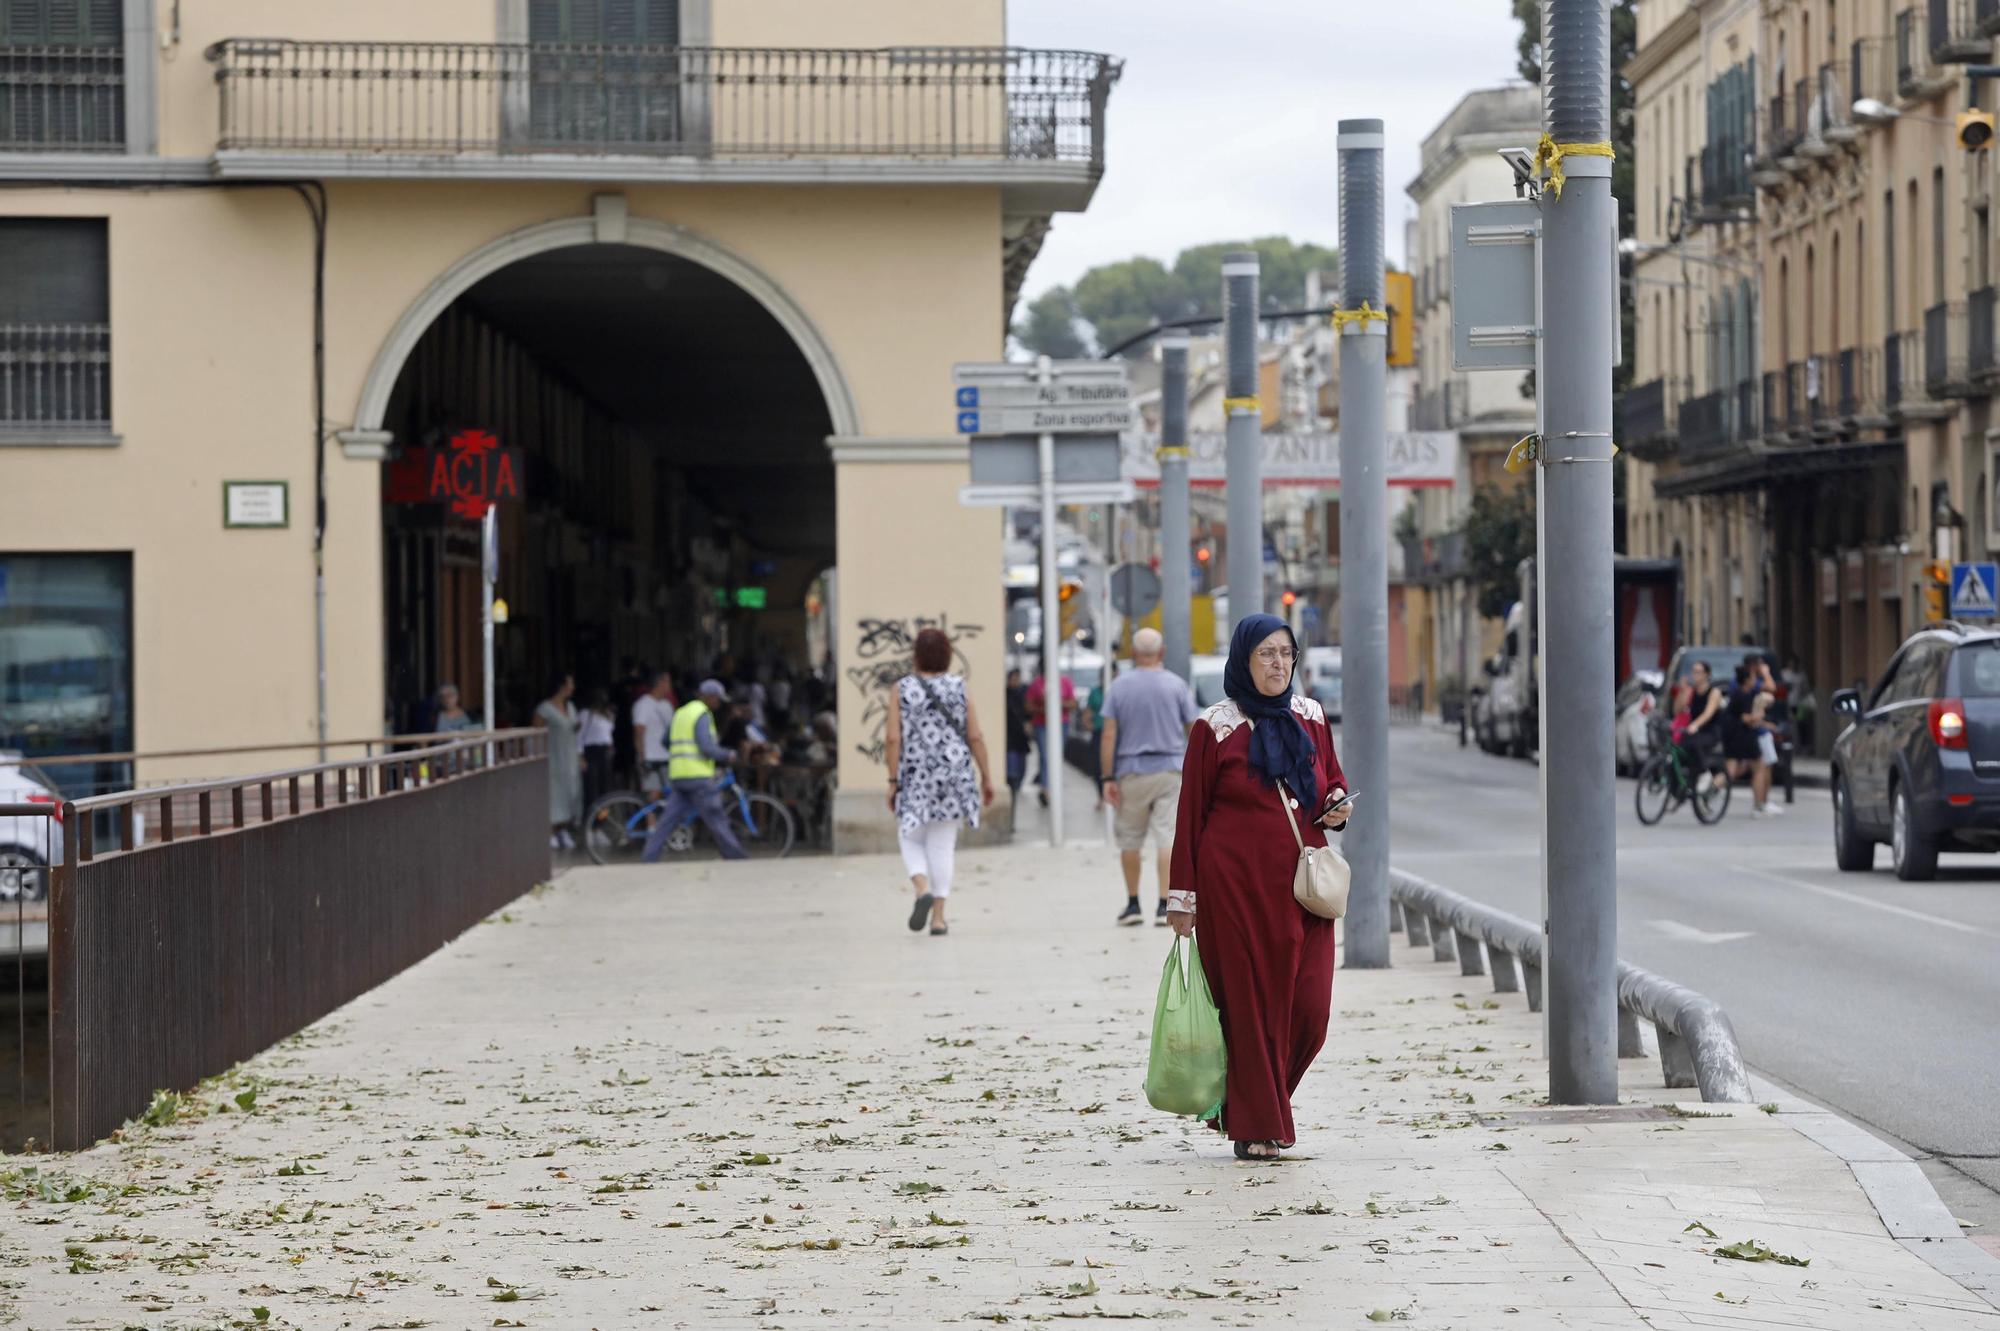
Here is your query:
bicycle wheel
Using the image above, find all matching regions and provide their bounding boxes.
[1633,755,1673,826]
[1691,767,1731,824]
[729,792,796,858]
[584,792,656,865]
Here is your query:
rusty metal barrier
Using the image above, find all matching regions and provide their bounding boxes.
[48,730,550,1149]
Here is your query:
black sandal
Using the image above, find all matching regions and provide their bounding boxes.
[1233,1140,1284,1160]
[930,923,949,936]
[908,893,935,932]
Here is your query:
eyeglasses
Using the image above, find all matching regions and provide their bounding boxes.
[1253,647,1296,666]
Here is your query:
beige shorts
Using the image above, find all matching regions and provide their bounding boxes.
[1113,770,1182,852]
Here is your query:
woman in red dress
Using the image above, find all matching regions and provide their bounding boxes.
[1166,613,1349,1160]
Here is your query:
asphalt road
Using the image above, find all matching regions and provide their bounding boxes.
[1381,722,2000,1237]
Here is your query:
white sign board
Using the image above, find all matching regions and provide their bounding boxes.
[956,403,1135,435]
[224,481,289,528]
[1121,431,1458,488]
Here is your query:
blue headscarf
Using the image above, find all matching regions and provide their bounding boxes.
[1223,613,1319,812]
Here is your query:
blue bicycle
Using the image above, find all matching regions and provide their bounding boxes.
[583,770,796,863]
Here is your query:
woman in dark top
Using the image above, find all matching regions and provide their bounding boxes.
[1723,662,1776,815]
[1003,668,1032,802]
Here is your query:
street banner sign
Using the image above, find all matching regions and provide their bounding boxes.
[1121,430,1457,488]
[1951,561,1998,618]
[1110,562,1163,620]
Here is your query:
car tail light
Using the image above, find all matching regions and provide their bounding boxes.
[22,792,61,823]
[1929,698,1969,750]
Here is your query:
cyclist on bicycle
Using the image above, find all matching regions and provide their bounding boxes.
[640,679,747,862]
[1678,660,1727,796]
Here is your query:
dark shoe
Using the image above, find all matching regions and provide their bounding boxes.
[908,893,935,932]
[1155,900,1171,926]
[1233,1140,1285,1161]
[930,924,949,936]
[1038,789,1049,808]
[1117,899,1144,927]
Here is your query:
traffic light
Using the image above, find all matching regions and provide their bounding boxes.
[1959,107,1996,151]
[1058,577,1086,640]
[1925,561,1950,621]
[1281,589,1298,608]
[1384,270,1416,368]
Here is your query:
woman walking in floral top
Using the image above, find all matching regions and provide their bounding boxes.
[884,628,995,936]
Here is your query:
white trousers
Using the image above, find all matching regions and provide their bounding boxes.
[898,819,961,897]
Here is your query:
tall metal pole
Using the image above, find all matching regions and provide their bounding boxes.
[481,504,498,732]
[1223,252,1264,625]
[1337,119,1392,970]
[1539,0,1620,1104]
[1459,581,1473,748]
[1036,355,1065,847]
[1159,335,1194,681]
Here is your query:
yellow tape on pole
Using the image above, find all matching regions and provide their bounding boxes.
[1330,302,1389,332]
[1222,396,1261,415]
[1532,133,1615,200]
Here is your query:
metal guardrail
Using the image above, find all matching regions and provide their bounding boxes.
[47,729,551,1149]
[1389,869,1755,1103]
[205,40,1120,166]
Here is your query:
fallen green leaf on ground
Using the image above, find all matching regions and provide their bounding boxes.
[1714,1238,1809,1267]
[1683,1221,1718,1238]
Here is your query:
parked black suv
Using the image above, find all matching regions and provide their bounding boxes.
[1830,624,2000,880]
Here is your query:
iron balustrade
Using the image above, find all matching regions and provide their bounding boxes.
[1886,332,1905,409]
[48,730,551,1148]
[1733,378,1759,440]
[1390,872,1753,1103]
[1619,376,1669,443]
[1677,389,1730,459]
[204,40,1121,165]
[0,44,124,151]
[1785,361,1805,430]
[1763,369,1782,435]
[1838,347,1861,417]
[1926,301,1970,395]
[0,323,110,432]
[1932,0,1986,60]
[1970,286,1997,382]
[1766,92,1796,160]
[1984,0,2000,35]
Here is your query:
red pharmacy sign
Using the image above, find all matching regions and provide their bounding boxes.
[386,428,524,519]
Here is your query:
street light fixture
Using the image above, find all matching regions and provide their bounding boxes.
[1852,97,1957,127]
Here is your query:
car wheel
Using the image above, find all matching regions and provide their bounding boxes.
[1890,785,1937,882]
[0,848,47,903]
[1832,776,1874,872]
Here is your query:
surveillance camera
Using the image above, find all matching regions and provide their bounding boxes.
[1498,147,1535,180]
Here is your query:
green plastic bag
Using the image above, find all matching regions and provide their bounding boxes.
[1143,936,1227,1118]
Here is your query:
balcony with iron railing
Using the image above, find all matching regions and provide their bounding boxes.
[1764,93,1799,166]
[1900,7,1957,98]
[1888,327,1954,419]
[1678,389,1732,461]
[1700,137,1752,210]
[1926,301,1975,397]
[0,45,125,151]
[1763,368,1784,437]
[0,323,112,439]
[1836,346,1888,423]
[1619,376,1677,460]
[1851,37,1894,120]
[1931,0,1990,63]
[1815,62,1855,147]
[1971,286,1998,386]
[1984,0,2000,35]
[201,40,1121,189]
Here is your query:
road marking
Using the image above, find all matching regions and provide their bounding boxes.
[1645,918,1754,944]
[1739,866,2000,940]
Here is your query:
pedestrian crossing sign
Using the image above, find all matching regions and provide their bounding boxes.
[1950,562,1998,618]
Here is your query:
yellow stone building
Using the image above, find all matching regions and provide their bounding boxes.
[0,0,1120,847]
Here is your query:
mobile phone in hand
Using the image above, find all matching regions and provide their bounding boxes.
[1321,789,1357,819]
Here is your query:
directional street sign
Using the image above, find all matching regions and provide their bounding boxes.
[954,403,1134,436]
[1952,561,1998,618]
[1109,562,1162,620]
[955,381,1132,408]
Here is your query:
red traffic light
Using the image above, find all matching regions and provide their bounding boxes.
[1281,590,1297,607]
[1195,547,1211,563]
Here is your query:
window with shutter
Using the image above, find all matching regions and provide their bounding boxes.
[0,219,111,430]
[525,0,681,150]
[0,0,126,149]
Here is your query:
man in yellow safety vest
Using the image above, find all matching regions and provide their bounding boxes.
[640,679,747,861]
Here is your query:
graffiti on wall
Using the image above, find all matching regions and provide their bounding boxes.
[848,613,985,764]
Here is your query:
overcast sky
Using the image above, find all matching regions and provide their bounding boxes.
[1007,0,1526,299]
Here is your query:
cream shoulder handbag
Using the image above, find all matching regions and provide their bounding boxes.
[1277,779,1350,919]
[1243,718,1350,919]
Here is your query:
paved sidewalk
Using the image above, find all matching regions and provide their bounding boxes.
[3,846,1995,1329]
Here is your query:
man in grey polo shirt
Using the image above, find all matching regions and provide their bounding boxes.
[1100,628,1200,926]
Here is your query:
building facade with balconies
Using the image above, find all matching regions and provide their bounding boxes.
[0,0,1120,848]
[1624,0,2000,729]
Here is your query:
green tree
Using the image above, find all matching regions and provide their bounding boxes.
[1513,0,1637,390]
[1016,236,1342,359]
[1011,285,1087,360]
[1070,255,1193,360]
[1461,482,1537,619]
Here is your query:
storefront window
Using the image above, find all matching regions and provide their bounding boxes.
[0,553,132,797]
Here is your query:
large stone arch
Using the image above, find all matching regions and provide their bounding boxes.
[347,208,863,442]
